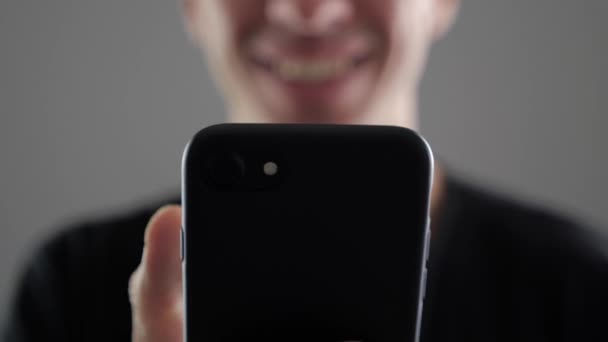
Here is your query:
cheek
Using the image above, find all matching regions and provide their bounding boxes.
[222,0,267,43]
[359,0,432,82]
[356,0,415,58]
[356,0,397,38]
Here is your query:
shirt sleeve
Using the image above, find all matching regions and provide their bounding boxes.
[1,205,160,342]
[2,234,72,341]
[2,218,144,342]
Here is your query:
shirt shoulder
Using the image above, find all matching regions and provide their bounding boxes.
[3,196,178,342]
[41,199,169,269]
[445,176,608,266]
[425,176,608,340]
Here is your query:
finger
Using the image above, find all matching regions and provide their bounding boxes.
[141,205,183,297]
[129,205,184,342]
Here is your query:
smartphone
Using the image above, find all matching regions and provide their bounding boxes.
[182,124,433,342]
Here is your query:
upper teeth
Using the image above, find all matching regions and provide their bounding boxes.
[276,60,351,82]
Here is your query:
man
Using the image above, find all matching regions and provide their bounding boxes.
[4,0,608,341]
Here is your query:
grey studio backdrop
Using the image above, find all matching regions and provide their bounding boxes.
[0,0,607,321]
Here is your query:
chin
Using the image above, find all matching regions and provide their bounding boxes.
[244,51,381,125]
[264,100,369,124]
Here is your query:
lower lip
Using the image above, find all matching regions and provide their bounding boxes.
[251,59,373,103]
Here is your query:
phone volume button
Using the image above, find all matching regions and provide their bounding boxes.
[421,267,428,300]
[424,219,431,264]
[180,227,185,262]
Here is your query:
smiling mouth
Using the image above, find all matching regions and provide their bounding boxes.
[251,55,373,84]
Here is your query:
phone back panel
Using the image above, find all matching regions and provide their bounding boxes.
[183,124,433,342]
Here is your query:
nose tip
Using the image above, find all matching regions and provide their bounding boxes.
[266,0,354,34]
[294,0,331,19]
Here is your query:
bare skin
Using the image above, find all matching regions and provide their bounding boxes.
[129,0,459,340]
[130,206,183,342]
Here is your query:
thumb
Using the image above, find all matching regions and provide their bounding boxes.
[141,205,183,295]
[130,205,183,342]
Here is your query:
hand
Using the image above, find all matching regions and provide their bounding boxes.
[129,206,184,342]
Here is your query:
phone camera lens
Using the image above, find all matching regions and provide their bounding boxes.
[206,153,246,187]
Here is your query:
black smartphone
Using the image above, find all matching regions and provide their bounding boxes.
[182,124,433,342]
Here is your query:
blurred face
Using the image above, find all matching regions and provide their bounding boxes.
[184,0,457,125]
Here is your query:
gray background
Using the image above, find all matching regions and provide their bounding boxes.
[0,0,606,321]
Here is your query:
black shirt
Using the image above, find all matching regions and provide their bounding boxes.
[3,176,608,341]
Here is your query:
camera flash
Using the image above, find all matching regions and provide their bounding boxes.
[263,162,278,176]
